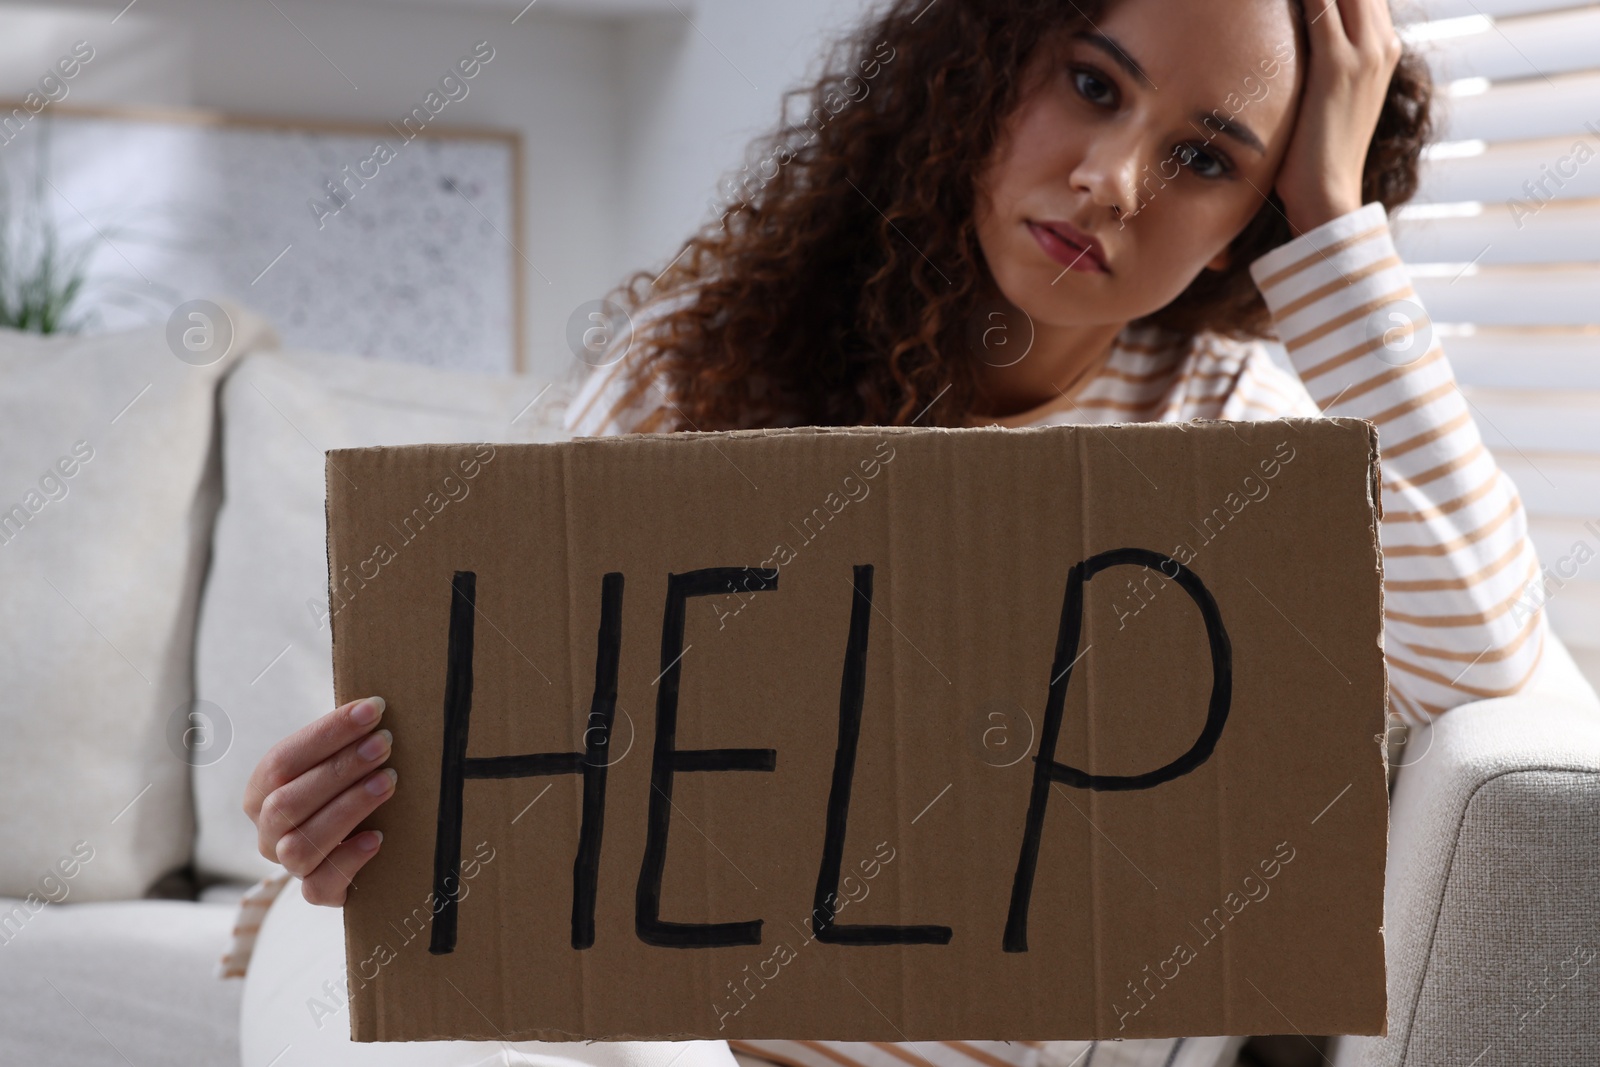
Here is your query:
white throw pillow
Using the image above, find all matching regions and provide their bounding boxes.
[192,347,576,884]
[0,302,277,901]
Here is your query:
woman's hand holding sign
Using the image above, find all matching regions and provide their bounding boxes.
[244,696,396,906]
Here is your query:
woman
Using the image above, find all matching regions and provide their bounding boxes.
[238,0,1547,1064]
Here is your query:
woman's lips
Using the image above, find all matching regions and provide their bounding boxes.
[1026,221,1109,274]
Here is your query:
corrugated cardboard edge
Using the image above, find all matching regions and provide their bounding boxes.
[324,451,366,1043]
[575,417,1375,443]
[1360,417,1393,1038]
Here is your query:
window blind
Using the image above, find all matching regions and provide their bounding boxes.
[1387,0,1600,687]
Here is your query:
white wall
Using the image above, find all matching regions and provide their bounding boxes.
[0,0,881,377]
[614,0,879,278]
[0,0,621,376]
[0,6,194,104]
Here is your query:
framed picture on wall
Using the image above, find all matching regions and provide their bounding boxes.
[0,100,524,373]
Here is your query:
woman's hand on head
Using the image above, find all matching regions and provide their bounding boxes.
[243,696,396,907]
[1275,0,1405,236]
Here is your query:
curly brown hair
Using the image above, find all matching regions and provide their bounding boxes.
[604,0,1434,433]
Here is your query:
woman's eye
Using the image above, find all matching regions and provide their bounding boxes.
[1175,143,1229,179]
[1072,68,1115,106]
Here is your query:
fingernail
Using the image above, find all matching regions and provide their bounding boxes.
[358,830,382,851]
[350,697,385,726]
[358,729,392,762]
[366,767,398,795]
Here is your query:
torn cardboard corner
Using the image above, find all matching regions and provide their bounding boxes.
[325,419,1390,1045]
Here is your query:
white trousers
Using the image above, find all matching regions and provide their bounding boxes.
[240,886,1242,1067]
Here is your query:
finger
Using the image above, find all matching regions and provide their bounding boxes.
[1334,0,1400,75]
[1366,0,1395,43]
[274,767,397,878]
[254,728,393,862]
[1338,0,1368,43]
[299,830,383,907]
[1366,0,1402,64]
[1341,0,1394,53]
[245,696,385,820]
[1304,0,1350,46]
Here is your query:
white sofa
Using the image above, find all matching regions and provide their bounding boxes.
[1,315,1596,1066]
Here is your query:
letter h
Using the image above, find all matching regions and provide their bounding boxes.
[429,570,623,954]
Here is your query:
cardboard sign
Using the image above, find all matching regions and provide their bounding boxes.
[325,421,1389,1044]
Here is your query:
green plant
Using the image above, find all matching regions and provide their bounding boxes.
[0,203,94,334]
[0,120,143,335]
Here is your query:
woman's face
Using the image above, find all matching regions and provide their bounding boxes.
[974,0,1304,330]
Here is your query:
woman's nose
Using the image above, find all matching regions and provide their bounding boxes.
[1072,127,1147,220]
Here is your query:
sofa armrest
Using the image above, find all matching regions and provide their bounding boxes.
[1334,631,1600,1067]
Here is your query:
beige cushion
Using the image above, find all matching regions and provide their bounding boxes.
[0,303,275,901]
[192,347,575,883]
[0,897,243,1065]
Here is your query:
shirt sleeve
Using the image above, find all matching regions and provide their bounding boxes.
[217,870,292,979]
[1248,202,1548,725]
[563,360,645,438]
[562,298,685,438]
[562,349,679,438]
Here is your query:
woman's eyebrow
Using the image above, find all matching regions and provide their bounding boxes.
[1194,111,1266,155]
[1073,30,1155,88]
[1072,30,1268,155]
